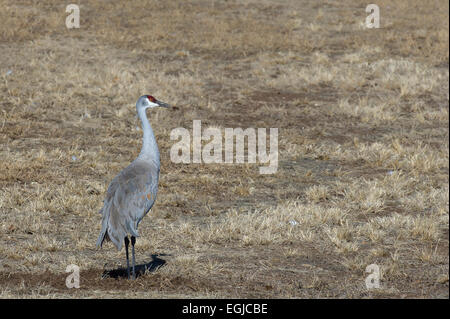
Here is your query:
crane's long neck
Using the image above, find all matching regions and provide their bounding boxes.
[137,108,160,165]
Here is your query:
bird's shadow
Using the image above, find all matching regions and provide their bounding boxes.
[102,254,168,279]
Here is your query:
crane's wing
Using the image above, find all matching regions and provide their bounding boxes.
[96,160,159,250]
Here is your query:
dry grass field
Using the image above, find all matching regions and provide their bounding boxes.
[0,0,448,298]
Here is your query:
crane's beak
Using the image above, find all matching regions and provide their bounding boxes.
[156,100,170,108]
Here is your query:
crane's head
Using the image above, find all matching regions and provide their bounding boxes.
[136,95,170,111]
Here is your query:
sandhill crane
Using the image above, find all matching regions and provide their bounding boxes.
[96,95,170,279]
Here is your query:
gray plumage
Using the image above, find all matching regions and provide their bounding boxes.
[96,160,159,250]
[96,95,169,279]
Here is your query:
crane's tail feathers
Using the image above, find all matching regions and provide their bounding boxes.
[96,230,107,248]
[96,203,124,250]
[97,201,140,251]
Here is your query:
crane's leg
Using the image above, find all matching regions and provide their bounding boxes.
[131,236,136,280]
[124,236,131,279]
